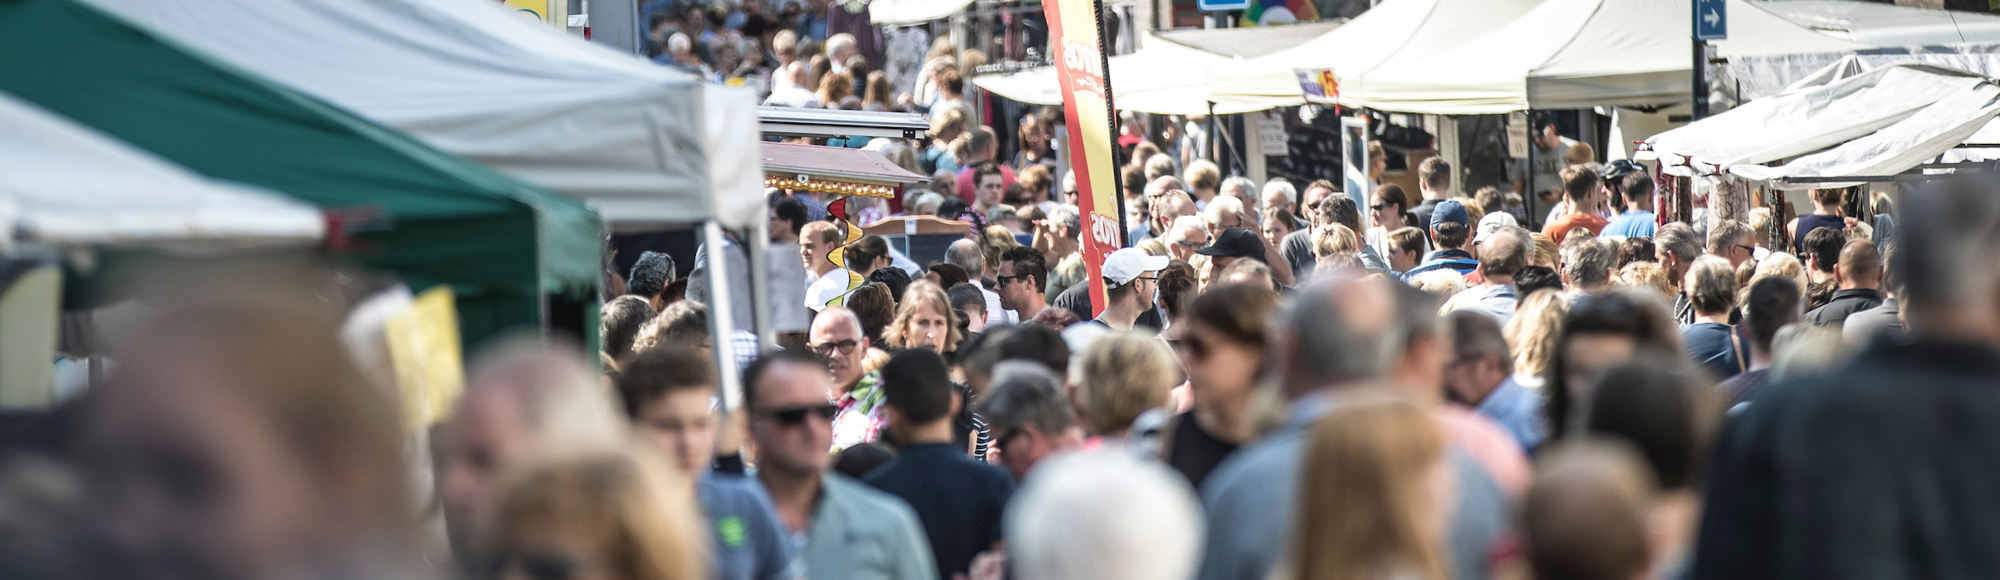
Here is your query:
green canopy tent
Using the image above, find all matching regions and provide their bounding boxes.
[0,0,602,349]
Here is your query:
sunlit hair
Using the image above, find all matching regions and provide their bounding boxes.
[885,280,964,353]
[492,448,706,580]
[1313,223,1363,258]
[1076,332,1181,436]
[1615,261,1671,299]
[1750,252,1810,306]
[1505,288,1569,378]
[1006,448,1203,580]
[1292,392,1447,580]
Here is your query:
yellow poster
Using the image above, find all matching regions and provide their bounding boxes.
[385,285,465,429]
[500,0,562,26]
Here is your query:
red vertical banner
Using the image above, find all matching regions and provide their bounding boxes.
[1043,0,1120,318]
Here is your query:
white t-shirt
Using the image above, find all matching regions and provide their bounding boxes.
[975,279,1016,325]
[805,268,852,311]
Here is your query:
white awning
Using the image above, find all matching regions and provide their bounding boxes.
[1205,0,1543,104]
[79,0,763,229]
[0,91,324,249]
[871,0,974,24]
[973,36,1297,115]
[1646,63,2000,189]
[1352,0,1873,114]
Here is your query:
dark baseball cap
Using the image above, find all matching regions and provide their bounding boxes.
[1430,200,1472,229]
[1196,227,1264,260]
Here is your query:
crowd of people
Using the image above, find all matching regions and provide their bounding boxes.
[15,3,2000,580]
[33,101,2000,580]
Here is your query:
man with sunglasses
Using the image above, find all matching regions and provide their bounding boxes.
[1087,248,1170,331]
[974,361,1082,479]
[616,348,796,580]
[996,246,1049,322]
[744,350,938,580]
[811,307,885,453]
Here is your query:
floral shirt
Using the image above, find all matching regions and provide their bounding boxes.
[830,371,887,453]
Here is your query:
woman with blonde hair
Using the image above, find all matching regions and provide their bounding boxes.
[1076,330,1183,438]
[885,280,964,354]
[1291,394,1450,580]
[1505,288,1569,390]
[491,448,706,580]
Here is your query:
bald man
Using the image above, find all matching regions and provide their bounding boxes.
[811,307,886,452]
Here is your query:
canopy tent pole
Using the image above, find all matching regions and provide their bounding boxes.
[703,221,744,412]
[1524,109,1537,231]
[748,214,775,354]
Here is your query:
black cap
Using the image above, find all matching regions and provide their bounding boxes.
[1196,227,1265,260]
[1600,159,1645,181]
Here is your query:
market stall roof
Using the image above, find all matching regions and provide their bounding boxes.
[973,34,1299,115]
[1153,20,1344,58]
[1352,0,1874,114]
[761,143,930,187]
[760,107,932,139]
[1761,0,2000,46]
[0,91,324,250]
[1205,0,1541,104]
[1644,63,2000,189]
[871,0,971,24]
[78,0,762,229]
[0,0,600,347]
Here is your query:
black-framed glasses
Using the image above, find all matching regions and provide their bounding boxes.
[763,403,839,425]
[992,428,1024,453]
[1136,275,1160,282]
[1734,244,1755,255]
[808,339,860,356]
[1370,203,1388,211]
[995,274,1023,285]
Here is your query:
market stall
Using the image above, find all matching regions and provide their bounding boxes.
[1644,63,2000,189]
[77,0,763,231]
[1350,0,1872,114]
[1204,0,1541,106]
[0,0,601,350]
[973,33,1305,115]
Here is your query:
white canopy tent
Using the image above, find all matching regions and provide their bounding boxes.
[1204,0,1542,106]
[79,0,763,230]
[871,0,974,25]
[973,36,1298,114]
[1644,63,2000,189]
[0,91,324,251]
[1351,0,1872,114]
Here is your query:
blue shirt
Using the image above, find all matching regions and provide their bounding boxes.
[1195,391,1513,580]
[700,473,797,580]
[1404,248,1479,278]
[864,443,1014,580]
[1602,210,1657,239]
[801,473,938,580]
[1681,321,1743,381]
[1475,376,1546,453]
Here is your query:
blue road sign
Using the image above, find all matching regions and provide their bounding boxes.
[1695,0,1727,40]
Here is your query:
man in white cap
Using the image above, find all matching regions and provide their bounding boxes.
[1089,248,1170,331]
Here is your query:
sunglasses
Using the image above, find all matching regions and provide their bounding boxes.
[763,403,839,425]
[1370,203,1389,211]
[808,339,860,356]
[493,551,582,580]
[1734,244,1755,254]
[1171,333,1213,360]
[995,274,1023,285]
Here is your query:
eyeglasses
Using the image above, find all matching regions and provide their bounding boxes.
[1734,244,1755,255]
[1175,239,1207,248]
[1171,333,1212,360]
[493,551,583,580]
[808,339,860,356]
[762,403,839,425]
[992,428,1024,453]
[1370,203,1388,211]
[995,274,1023,285]
[1136,275,1159,282]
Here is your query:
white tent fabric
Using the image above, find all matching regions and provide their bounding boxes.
[1645,63,2000,189]
[79,0,764,229]
[1352,0,1873,114]
[973,38,1297,115]
[871,0,974,24]
[1204,0,1543,105]
[0,91,324,249]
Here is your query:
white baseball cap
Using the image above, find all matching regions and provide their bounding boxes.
[1475,211,1519,244]
[1102,248,1170,286]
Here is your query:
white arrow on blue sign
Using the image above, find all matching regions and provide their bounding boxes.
[1695,0,1727,40]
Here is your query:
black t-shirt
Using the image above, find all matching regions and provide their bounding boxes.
[864,443,1015,580]
[1165,411,1239,490]
[1055,281,1163,330]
